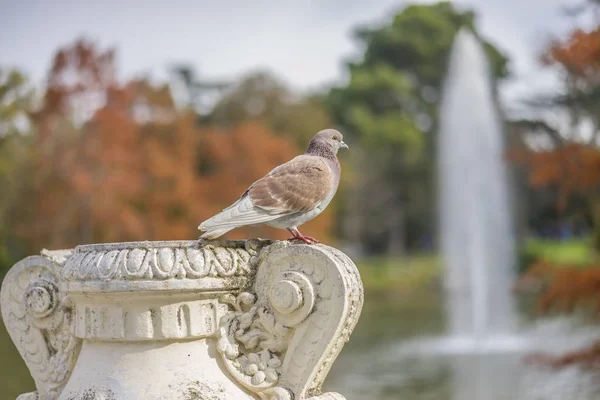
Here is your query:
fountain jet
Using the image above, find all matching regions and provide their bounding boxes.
[438,29,517,342]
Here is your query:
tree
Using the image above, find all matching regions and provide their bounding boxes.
[327,1,508,255]
[0,68,35,272]
[0,69,33,137]
[18,39,122,250]
[206,71,332,148]
[8,38,335,257]
[510,5,600,256]
[511,0,600,368]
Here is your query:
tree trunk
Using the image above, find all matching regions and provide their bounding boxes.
[387,205,406,257]
[80,195,93,245]
[592,199,600,262]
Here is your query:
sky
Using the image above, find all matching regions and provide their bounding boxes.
[0,0,594,111]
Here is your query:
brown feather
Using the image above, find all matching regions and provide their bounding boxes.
[248,155,333,213]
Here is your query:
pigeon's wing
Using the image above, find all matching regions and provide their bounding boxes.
[198,155,333,238]
[198,195,281,238]
[248,155,333,213]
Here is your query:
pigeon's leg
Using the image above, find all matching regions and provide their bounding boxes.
[286,228,299,241]
[286,228,316,245]
[286,228,311,244]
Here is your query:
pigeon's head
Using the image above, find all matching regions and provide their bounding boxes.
[309,129,349,155]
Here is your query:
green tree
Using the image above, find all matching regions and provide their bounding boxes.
[0,68,34,273]
[510,0,600,256]
[207,71,331,148]
[327,1,509,255]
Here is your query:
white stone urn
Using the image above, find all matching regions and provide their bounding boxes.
[1,239,363,400]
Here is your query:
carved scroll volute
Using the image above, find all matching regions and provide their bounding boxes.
[256,244,364,399]
[1,253,81,400]
[216,242,363,400]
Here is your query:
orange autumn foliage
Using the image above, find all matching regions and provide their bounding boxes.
[519,260,600,314]
[15,39,334,253]
[511,13,600,368]
[510,144,600,209]
[543,28,600,78]
[509,26,600,214]
[519,260,600,369]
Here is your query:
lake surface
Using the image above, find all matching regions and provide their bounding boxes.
[2,288,600,399]
[324,291,600,400]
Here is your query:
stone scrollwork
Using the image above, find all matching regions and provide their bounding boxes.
[1,251,81,400]
[217,242,364,400]
[62,239,271,282]
[2,240,363,400]
[217,292,293,399]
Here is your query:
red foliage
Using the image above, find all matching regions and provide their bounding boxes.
[526,342,600,369]
[15,39,334,252]
[543,28,600,78]
[513,18,600,369]
[519,261,600,314]
[510,144,600,209]
[517,261,600,368]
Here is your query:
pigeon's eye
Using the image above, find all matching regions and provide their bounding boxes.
[333,136,339,141]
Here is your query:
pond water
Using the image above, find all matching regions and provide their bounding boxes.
[324,291,600,400]
[2,288,600,399]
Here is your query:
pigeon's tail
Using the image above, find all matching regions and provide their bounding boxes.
[198,195,281,239]
[200,227,235,240]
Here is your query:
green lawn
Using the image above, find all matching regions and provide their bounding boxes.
[358,238,597,294]
[523,237,594,267]
[357,254,441,293]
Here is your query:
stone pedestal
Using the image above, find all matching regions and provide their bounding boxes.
[1,240,363,400]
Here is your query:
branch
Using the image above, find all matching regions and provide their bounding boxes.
[508,119,565,147]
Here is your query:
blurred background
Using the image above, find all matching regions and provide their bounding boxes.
[2,0,600,399]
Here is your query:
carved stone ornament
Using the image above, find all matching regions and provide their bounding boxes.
[1,240,363,400]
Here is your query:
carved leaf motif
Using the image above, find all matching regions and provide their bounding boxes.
[237,292,257,309]
[217,313,240,360]
[62,241,269,282]
[216,244,364,400]
[217,292,290,394]
[257,308,290,353]
[237,329,263,350]
[1,255,82,400]
[257,307,276,332]
[220,294,238,310]
[16,393,38,400]
[239,309,256,329]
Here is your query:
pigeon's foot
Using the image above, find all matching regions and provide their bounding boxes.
[301,235,320,244]
[286,229,319,245]
[286,236,311,245]
[287,236,315,245]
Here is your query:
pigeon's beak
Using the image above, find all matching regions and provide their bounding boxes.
[340,141,349,150]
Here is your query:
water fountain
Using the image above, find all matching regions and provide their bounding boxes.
[324,29,600,400]
[437,29,522,352]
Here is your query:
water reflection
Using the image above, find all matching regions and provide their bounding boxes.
[324,294,600,400]
[450,354,521,400]
[321,28,600,400]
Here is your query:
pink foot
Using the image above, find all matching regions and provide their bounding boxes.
[286,229,319,245]
[286,236,312,245]
[301,235,320,244]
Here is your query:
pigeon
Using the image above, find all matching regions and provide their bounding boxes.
[198,129,348,244]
